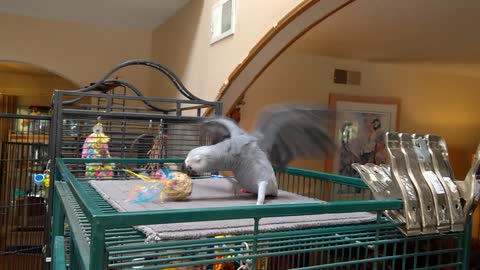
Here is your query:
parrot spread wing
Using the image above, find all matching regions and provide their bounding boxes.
[197,104,337,169]
[253,104,337,169]
[199,117,245,145]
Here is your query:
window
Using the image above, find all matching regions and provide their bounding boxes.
[210,0,236,44]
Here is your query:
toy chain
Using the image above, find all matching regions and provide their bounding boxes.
[158,119,166,159]
[92,116,103,134]
[144,120,167,171]
[236,242,252,270]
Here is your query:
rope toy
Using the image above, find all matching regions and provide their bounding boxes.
[124,169,192,203]
[144,137,168,178]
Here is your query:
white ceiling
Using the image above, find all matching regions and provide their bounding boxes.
[0,0,190,31]
[291,0,480,77]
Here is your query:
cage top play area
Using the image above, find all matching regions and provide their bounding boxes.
[47,60,478,270]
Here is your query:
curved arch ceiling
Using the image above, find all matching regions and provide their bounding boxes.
[290,0,480,76]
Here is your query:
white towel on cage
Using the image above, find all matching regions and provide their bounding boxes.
[89,178,377,242]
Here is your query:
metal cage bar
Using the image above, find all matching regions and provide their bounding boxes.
[0,113,50,270]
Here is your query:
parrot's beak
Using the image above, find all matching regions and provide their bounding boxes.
[182,163,196,177]
[181,163,189,174]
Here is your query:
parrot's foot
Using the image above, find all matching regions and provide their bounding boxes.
[226,178,241,198]
[233,184,242,198]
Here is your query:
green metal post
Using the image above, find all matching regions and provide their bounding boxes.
[51,186,65,251]
[53,236,67,270]
[462,219,472,270]
[373,212,381,270]
[69,234,78,270]
[252,217,260,270]
[90,220,107,270]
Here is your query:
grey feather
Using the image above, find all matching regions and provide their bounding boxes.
[199,117,245,144]
[185,104,336,205]
[254,104,336,169]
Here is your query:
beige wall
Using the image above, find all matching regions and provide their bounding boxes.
[150,0,303,101]
[0,12,153,94]
[0,72,77,107]
[240,50,480,177]
[0,0,304,102]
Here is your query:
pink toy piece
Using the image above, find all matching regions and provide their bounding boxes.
[150,169,167,180]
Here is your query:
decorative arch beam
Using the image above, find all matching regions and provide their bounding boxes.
[205,0,355,117]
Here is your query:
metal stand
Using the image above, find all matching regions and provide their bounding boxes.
[353,132,480,236]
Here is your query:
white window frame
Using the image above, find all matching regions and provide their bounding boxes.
[210,0,236,45]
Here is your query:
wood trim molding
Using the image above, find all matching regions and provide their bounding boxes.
[226,94,245,123]
[215,0,322,100]
[204,0,356,117]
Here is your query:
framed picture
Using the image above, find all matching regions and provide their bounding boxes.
[325,94,401,178]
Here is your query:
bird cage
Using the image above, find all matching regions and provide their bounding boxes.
[49,61,475,270]
[45,60,222,268]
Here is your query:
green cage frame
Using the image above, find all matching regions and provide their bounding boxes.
[51,158,472,270]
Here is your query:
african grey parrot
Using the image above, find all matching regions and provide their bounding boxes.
[184,104,337,205]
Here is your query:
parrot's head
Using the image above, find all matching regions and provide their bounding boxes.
[184,146,212,176]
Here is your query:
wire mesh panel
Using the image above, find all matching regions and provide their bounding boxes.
[52,93,220,159]
[49,60,222,164]
[0,113,50,270]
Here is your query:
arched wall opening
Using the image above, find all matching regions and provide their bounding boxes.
[0,60,80,108]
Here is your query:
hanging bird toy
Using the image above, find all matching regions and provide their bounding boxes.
[81,120,114,178]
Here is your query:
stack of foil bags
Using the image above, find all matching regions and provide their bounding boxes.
[352,132,480,236]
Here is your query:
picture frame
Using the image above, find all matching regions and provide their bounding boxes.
[325,94,401,178]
